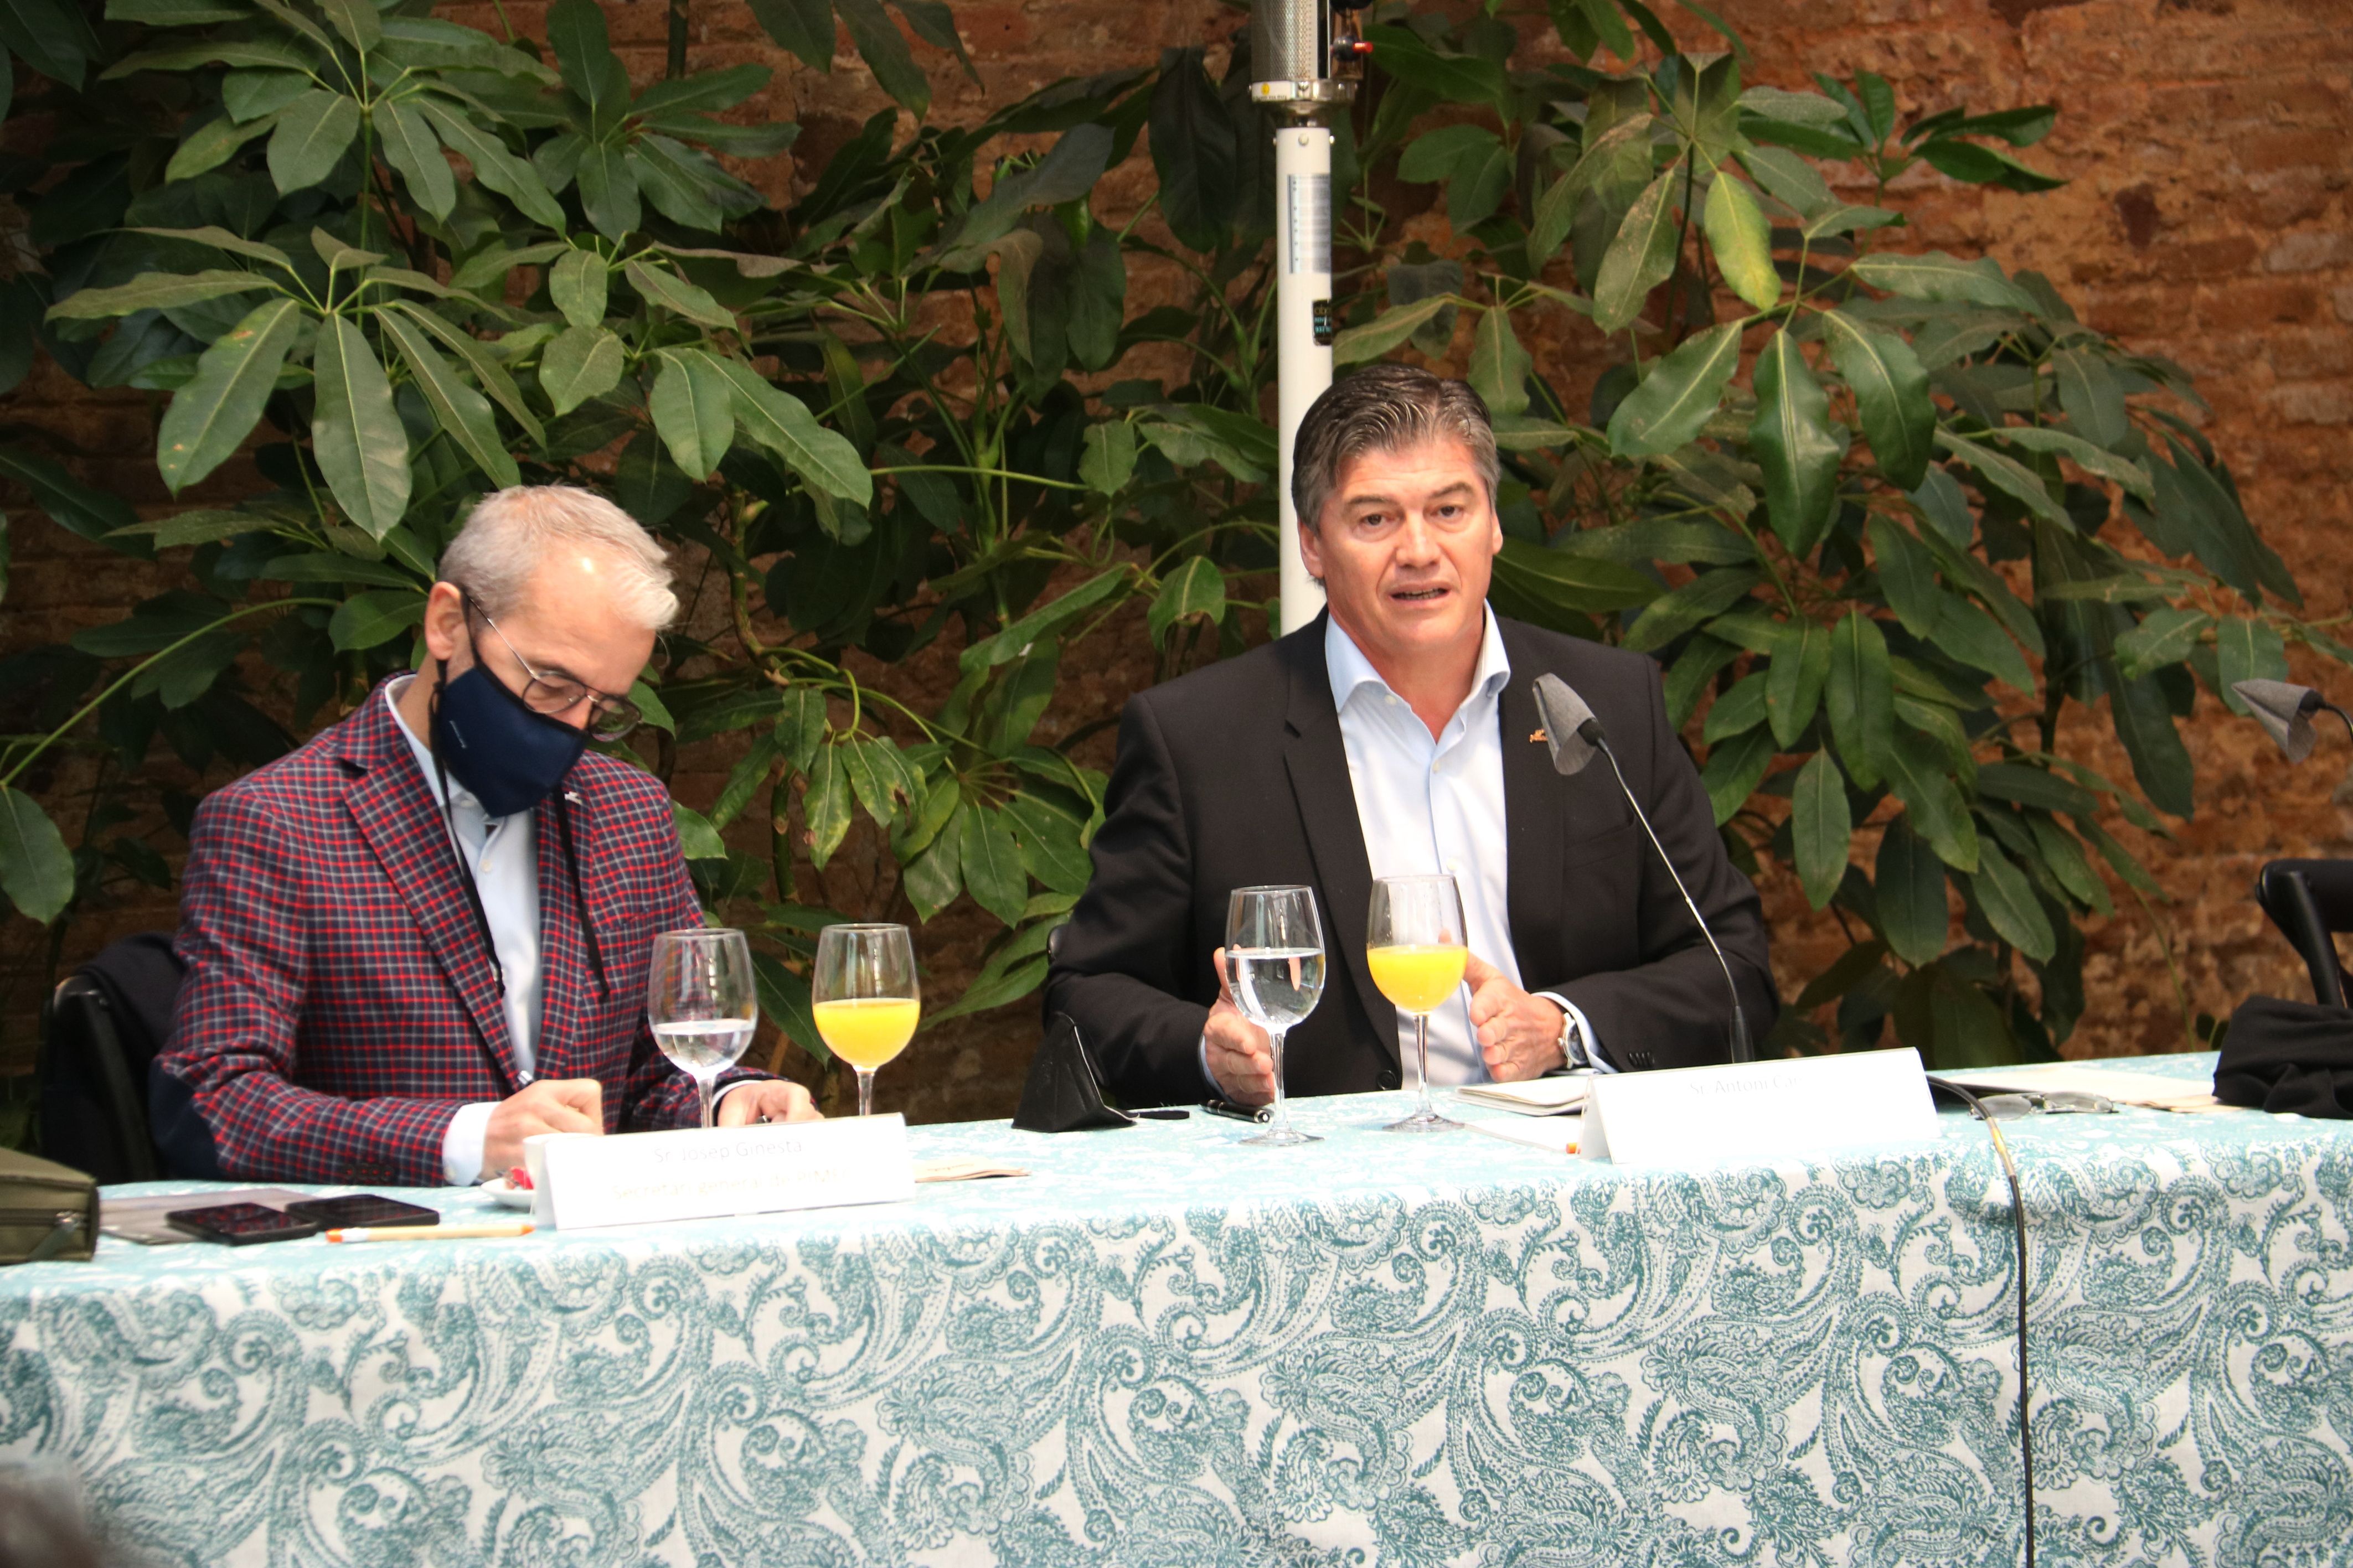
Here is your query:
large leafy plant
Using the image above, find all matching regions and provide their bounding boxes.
[1329,2,2329,1063]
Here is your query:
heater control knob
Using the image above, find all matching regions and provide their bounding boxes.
[1333,39,1375,66]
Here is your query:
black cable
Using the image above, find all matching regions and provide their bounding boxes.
[1927,1076,2035,1567]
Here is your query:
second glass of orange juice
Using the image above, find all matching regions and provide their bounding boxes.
[811,924,920,1116]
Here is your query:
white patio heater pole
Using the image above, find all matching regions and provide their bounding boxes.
[1252,0,1363,634]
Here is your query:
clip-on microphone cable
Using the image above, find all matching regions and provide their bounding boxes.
[1927,1075,2035,1567]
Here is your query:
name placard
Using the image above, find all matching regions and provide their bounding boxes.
[1580,1047,1937,1168]
[539,1115,917,1231]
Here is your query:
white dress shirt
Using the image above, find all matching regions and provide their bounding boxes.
[1200,610,1607,1095]
[386,678,544,1186]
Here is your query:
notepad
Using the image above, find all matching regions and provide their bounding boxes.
[1463,1116,1582,1155]
[1453,1073,1592,1116]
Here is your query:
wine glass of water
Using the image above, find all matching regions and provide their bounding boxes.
[1225,885,1326,1147]
[812,923,920,1117]
[1368,874,1467,1133]
[648,927,758,1130]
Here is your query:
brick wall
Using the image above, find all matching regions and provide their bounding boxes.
[2,0,2346,1119]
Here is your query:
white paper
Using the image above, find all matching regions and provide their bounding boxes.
[1463,1115,1582,1155]
[1581,1048,1937,1168]
[541,1116,916,1231]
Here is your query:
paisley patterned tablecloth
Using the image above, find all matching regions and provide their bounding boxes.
[3,1053,2347,1566]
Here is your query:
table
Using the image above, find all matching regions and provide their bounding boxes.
[2,1054,2347,1565]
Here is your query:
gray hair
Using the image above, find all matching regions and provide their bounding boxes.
[1291,364,1500,531]
[438,485,678,630]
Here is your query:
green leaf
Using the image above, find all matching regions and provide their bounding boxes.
[835,0,930,116]
[2026,814,2110,915]
[803,743,853,868]
[1702,174,1778,311]
[312,316,410,539]
[548,0,627,121]
[958,803,1028,925]
[0,788,74,925]
[1148,46,1237,251]
[1002,793,1091,896]
[269,90,361,193]
[1884,725,1978,872]
[1701,671,1766,742]
[259,552,419,588]
[1933,597,2035,696]
[1987,425,2154,505]
[1148,556,1225,648]
[48,270,278,320]
[2051,346,2130,450]
[539,324,625,416]
[1080,420,1137,494]
[1700,727,1775,827]
[1918,137,2063,193]
[1874,813,1948,965]
[649,349,736,480]
[576,142,642,239]
[378,309,522,489]
[155,296,300,493]
[167,110,281,182]
[104,39,313,79]
[416,102,569,230]
[1936,429,2065,525]
[2111,606,2206,682]
[1468,308,1532,417]
[745,0,833,70]
[1827,614,1893,790]
[1737,144,1831,215]
[1593,167,1682,334]
[1849,251,2038,312]
[670,799,727,860]
[1332,294,1458,365]
[550,247,608,329]
[1490,537,1661,614]
[1968,837,2055,961]
[329,588,426,650]
[959,567,1126,675]
[2214,617,2288,713]
[1820,310,1933,491]
[1624,567,1762,653]
[1792,749,1851,910]
[1607,321,1741,459]
[840,736,916,829]
[698,352,873,504]
[1750,328,1844,557]
[623,259,735,329]
[385,304,542,448]
[374,97,455,219]
[1766,621,1830,748]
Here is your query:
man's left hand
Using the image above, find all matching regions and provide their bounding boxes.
[716,1079,823,1126]
[1464,953,1567,1082]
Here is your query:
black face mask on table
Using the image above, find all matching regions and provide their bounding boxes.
[429,659,587,819]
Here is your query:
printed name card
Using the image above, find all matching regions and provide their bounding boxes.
[539,1115,918,1231]
[1580,1047,1938,1168]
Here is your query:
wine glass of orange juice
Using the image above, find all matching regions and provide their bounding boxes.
[1367,874,1468,1134]
[811,924,920,1117]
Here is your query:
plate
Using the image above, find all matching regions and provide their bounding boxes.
[479,1176,534,1210]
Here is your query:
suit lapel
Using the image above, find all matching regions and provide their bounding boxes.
[338,690,523,1091]
[532,780,618,1078]
[1280,618,1395,1064]
[1497,624,1566,984]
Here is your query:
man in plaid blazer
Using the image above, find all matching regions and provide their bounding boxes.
[152,487,819,1186]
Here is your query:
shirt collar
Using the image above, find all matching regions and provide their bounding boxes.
[385,673,486,818]
[1324,605,1512,722]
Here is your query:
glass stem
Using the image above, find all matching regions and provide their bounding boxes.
[857,1068,875,1117]
[698,1073,716,1130]
[1414,1013,1433,1117]
[1266,1026,1289,1134]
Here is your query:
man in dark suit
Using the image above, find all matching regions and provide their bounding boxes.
[153,486,819,1185]
[1045,366,1775,1108]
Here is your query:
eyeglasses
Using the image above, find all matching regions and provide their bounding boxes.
[461,594,643,742]
[1974,1089,2117,1120]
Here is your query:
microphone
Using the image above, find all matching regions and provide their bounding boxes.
[1531,672,1755,1064]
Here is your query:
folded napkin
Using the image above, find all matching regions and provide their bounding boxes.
[2215,996,2353,1117]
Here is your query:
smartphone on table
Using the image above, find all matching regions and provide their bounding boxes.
[165,1203,323,1246]
[283,1196,440,1229]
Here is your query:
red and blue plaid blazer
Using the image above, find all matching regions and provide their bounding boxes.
[155,682,750,1185]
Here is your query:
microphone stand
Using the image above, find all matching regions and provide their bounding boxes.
[1581,720,1755,1064]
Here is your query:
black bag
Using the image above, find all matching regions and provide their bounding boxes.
[1012,1014,1134,1134]
[2215,995,2353,1118]
[38,933,185,1184]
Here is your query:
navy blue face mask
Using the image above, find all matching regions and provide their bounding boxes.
[429,659,587,819]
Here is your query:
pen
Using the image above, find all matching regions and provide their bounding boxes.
[1201,1099,1272,1125]
[327,1223,534,1243]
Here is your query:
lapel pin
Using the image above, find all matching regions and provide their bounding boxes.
[564,790,584,804]
[1529,729,1548,744]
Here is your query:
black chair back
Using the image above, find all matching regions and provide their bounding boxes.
[2256,860,2353,1008]
[36,934,185,1184]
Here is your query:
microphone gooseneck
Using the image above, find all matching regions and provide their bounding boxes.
[1530,674,1753,1064]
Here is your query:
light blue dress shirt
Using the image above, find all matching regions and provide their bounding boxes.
[1200,610,1608,1095]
